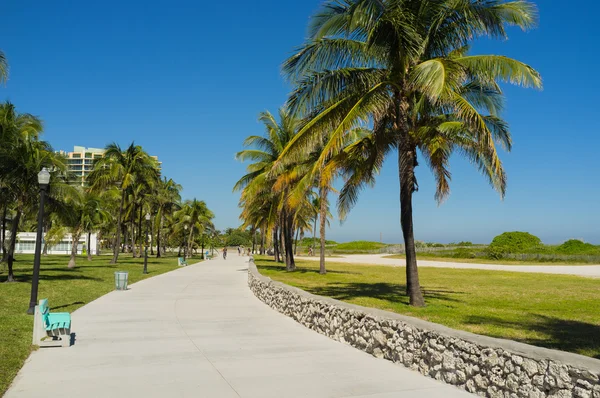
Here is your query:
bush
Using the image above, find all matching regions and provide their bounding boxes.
[486,246,506,260]
[299,237,337,246]
[452,248,476,259]
[225,231,252,247]
[426,242,445,248]
[555,239,600,255]
[334,241,388,251]
[489,231,542,253]
[456,241,473,246]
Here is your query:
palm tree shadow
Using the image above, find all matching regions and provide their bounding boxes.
[303,282,463,305]
[464,314,600,359]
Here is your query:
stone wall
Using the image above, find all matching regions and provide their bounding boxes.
[248,261,600,398]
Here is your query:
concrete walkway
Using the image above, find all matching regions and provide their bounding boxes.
[7,255,471,398]
[296,254,600,278]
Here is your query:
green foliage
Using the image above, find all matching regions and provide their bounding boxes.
[555,240,600,255]
[452,248,476,259]
[457,241,473,246]
[333,241,387,251]
[224,230,252,247]
[489,231,542,253]
[299,237,337,246]
[485,246,506,260]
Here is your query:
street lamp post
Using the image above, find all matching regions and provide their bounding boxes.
[143,213,150,274]
[27,168,50,315]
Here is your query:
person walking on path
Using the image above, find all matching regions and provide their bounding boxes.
[237,246,241,256]
[223,247,227,260]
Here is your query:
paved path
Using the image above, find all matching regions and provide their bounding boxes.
[296,254,600,278]
[7,255,470,398]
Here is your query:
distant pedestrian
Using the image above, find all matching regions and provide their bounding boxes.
[223,247,227,260]
[237,246,241,256]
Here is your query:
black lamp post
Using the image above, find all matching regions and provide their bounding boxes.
[143,213,150,274]
[27,168,50,315]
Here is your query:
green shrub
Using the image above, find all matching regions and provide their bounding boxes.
[555,240,600,255]
[299,237,337,246]
[486,246,506,260]
[426,242,445,248]
[452,248,476,259]
[334,241,388,251]
[457,241,473,246]
[489,231,542,253]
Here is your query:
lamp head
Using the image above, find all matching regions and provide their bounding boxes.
[38,168,51,187]
[145,213,151,221]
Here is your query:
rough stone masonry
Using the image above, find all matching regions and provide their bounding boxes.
[248,261,600,398]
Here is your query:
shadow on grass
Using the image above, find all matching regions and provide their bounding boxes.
[464,314,600,359]
[258,264,360,276]
[5,273,103,283]
[298,282,462,305]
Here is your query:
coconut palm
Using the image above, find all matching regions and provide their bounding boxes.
[234,109,304,270]
[281,0,542,306]
[0,103,67,280]
[153,177,182,257]
[88,142,160,264]
[173,199,214,258]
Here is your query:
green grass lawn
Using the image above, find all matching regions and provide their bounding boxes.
[255,257,600,359]
[0,253,199,396]
[384,254,600,265]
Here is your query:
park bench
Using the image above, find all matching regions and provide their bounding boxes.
[178,257,188,266]
[32,298,71,347]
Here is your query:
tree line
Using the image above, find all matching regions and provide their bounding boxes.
[235,0,542,306]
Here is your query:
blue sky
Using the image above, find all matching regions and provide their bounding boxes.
[2,1,599,244]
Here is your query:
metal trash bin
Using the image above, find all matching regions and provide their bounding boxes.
[114,271,129,291]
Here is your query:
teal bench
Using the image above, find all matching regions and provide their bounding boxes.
[178,257,188,267]
[33,298,71,347]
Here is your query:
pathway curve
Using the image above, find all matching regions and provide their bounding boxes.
[296,254,600,278]
[6,254,470,398]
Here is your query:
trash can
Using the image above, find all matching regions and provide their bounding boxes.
[114,271,129,291]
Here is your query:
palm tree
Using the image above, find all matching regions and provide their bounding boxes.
[0,103,66,281]
[88,142,159,264]
[281,0,542,306]
[153,177,181,257]
[235,109,303,271]
[174,199,214,258]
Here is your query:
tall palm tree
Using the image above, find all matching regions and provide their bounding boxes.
[153,177,181,257]
[281,0,542,306]
[0,103,66,281]
[88,142,159,264]
[174,199,214,258]
[235,109,303,270]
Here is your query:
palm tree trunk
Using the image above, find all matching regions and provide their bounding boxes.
[130,215,137,258]
[260,227,265,255]
[137,204,143,257]
[399,142,425,307]
[150,218,154,255]
[68,229,81,268]
[111,192,126,264]
[273,227,280,263]
[319,184,328,275]
[156,214,162,258]
[187,227,194,259]
[313,215,317,257]
[1,205,7,262]
[87,231,92,261]
[5,208,22,282]
[294,227,299,256]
